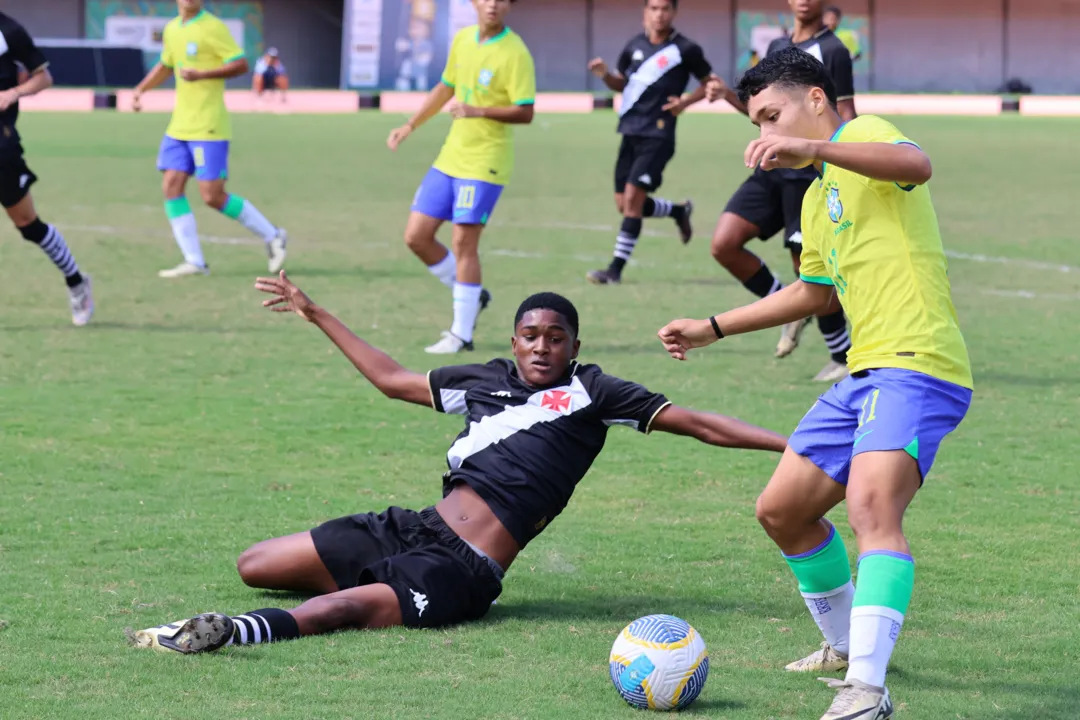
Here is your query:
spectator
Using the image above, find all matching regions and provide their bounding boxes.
[823,6,862,61]
[253,47,288,102]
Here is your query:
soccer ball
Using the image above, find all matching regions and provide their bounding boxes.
[609,614,710,711]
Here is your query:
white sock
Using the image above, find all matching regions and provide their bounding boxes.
[236,200,278,242]
[846,606,904,688]
[427,250,457,289]
[169,212,204,267]
[801,581,854,655]
[450,282,483,343]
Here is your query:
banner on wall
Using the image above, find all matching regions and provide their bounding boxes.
[736,11,870,89]
[341,0,477,90]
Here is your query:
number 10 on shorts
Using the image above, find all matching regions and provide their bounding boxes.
[455,184,476,211]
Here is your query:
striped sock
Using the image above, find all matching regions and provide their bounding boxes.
[643,197,686,222]
[743,263,783,298]
[817,310,851,363]
[21,219,83,288]
[609,216,642,274]
[225,608,300,646]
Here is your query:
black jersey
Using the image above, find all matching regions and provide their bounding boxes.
[428,359,671,547]
[616,30,711,140]
[767,28,854,102]
[0,13,49,130]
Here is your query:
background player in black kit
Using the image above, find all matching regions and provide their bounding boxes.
[132,274,786,653]
[0,12,94,325]
[707,0,854,382]
[585,0,722,286]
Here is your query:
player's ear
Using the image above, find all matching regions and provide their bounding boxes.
[571,338,581,359]
[809,87,827,116]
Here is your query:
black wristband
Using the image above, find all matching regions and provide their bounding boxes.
[709,316,724,339]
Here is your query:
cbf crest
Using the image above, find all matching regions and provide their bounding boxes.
[186,41,199,57]
[826,182,843,224]
[478,68,494,88]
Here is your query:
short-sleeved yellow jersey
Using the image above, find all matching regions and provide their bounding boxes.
[799,115,973,389]
[433,26,536,186]
[160,10,244,141]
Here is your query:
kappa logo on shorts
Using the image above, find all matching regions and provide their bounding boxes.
[410,588,429,617]
[638,173,652,186]
[19,174,30,189]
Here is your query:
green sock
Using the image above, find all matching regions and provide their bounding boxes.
[783,524,854,654]
[848,550,915,687]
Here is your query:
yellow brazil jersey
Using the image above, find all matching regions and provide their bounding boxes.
[799,115,973,389]
[434,26,536,186]
[159,10,244,141]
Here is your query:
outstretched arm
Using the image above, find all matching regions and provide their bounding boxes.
[651,405,787,452]
[182,58,249,82]
[387,82,455,150]
[814,140,931,185]
[255,272,432,407]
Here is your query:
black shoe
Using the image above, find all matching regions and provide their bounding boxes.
[675,199,694,245]
[586,268,621,285]
[480,288,492,311]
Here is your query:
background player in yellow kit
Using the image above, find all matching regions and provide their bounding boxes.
[386,0,535,355]
[132,0,287,278]
[658,48,973,720]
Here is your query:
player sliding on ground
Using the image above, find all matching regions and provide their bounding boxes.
[658,48,973,720]
[132,0,287,278]
[132,276,786,653]
[387,0,534,355]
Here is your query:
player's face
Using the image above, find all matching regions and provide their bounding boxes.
[789,0,823,23]
[748,85,827,149]
[176,0,203,15]
[643,0,676,34]
[473,0,512,28]
[511,310,581,387]
[823,10,840,30]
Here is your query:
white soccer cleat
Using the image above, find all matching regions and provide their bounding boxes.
[785,642,849,673]
[130,613,234,654]
[818,677,894,720]
[424,331,474,354]
[158,262,209,279]
[68,275,95,326]
[268,229,288,273]
[776,316,813,358]
[814,360,850,383]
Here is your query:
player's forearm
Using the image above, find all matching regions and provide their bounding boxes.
[136,63,173,93]
[713,282,833,337]
[199,59,249,80]
[475,104,534,124]
[13,67,52,98]
[681,84,708,109]
[688,412,788,452]
[722,87,748,115]
[601,72,626,92]
[814,140,931,185]
[408,82,455,130]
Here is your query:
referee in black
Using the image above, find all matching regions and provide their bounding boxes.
[0,11,94,325]
[707,0,854,383]
[585,0,728,286]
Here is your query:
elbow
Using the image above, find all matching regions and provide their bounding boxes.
[915,156,933,184]
[39,69,54,90]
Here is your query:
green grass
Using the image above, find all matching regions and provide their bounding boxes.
[1,111,1079,719]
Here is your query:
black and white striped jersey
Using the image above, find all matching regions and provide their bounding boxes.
[615,30,712,140]
[0,13,48,128]
[428,359,671,547]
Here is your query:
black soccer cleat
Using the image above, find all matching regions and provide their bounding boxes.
[676,199,694,245]
[480,287,492,311]
[130,613,235,654]
[586,268,621,285]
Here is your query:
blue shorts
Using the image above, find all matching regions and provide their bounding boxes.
[157,136,230,181]
[411,167,503,225]
[789,368,972,485]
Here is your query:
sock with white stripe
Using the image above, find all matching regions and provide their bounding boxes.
[164,197,205,268]
[609,216,642,274]
[817,310,851,364]
[427,247,457,289]
[225,608,300,646]
[643,197,686,222]
[450,281,483,343]
[783,523,854,655]
[19,218,84,288]
[743,262,783,299]
[221,194,278,243]
[846,551,915,687]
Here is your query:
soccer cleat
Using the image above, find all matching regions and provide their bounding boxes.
[814,360,850,383]
[268,229,288,273]
[776,316,813,358]
[818,677,893,720]
[479,287,492,312]
[130,613,234,654]
[676,199,694,244]
[425,331,474,354]
[68,275,95,327]
[586,268,621,285]
[158,262,209,279]
[786,642,849,673]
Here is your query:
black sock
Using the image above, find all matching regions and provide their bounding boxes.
[817,310,851,364]
[228,607,300,646]
[743,263,783,299]
[19,217,83,287]
[609,216,642,274]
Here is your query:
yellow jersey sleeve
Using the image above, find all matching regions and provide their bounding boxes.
[206,19,244,63]
[798,238,832,286]
[507,44,536,105]
[840,115,922,192]
[441,30,463,88]
[160,21,176,68]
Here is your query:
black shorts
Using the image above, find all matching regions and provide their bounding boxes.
[310,506,504,629]
[724,168,813,251]
[614,134,675,193]
[0,129,37,209]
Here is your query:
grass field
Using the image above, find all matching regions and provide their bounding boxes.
[1,111,1079,720]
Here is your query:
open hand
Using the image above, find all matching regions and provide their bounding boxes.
[657,318,716,361]
[705,76,728,103]
[661,95,687,116]
[0,89,20,112]
[587,57,608,79]
[255,270,318,322]
[448,101,480,119]
[387,123,413,150]
[745,136,820,171]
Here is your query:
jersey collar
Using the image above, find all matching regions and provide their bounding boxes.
[181,9,206,26]
[476,26,510,45]
[818,121,850,178]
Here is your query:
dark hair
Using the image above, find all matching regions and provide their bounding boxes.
[514,292,580,337]
[825,5,842,16]
[644,0,678,8]
[736,46,837,107]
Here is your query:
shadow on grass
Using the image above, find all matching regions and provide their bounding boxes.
[680,697,747,714]
[895,669,1080,720]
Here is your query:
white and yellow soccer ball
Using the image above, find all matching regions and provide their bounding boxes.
[609,614,709,711]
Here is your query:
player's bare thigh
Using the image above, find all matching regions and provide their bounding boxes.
[236,531,339,595]
[845,450,921,555]
[161,169,189,199]
[403,211,446,264]
[756,447,848,553]
[291,583,403,634]
[5,192,38,227]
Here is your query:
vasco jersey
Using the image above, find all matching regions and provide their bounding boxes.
[799,115,973,389]
[616,31,711,139]
[435,26,536,186]
[428,359,671,547]
[159,10,245,141]
[767,28,854,103]
[0,12,49,130]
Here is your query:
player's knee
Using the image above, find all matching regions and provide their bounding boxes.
[236,544,273,587]
[613,197,625,214]
[451,231,480,258]
[17,217,48,245]
[200,186,227,210]
[845,493,890,540]
[755,492,814,545]
[403,225,433,254]
[710,231,739,264]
